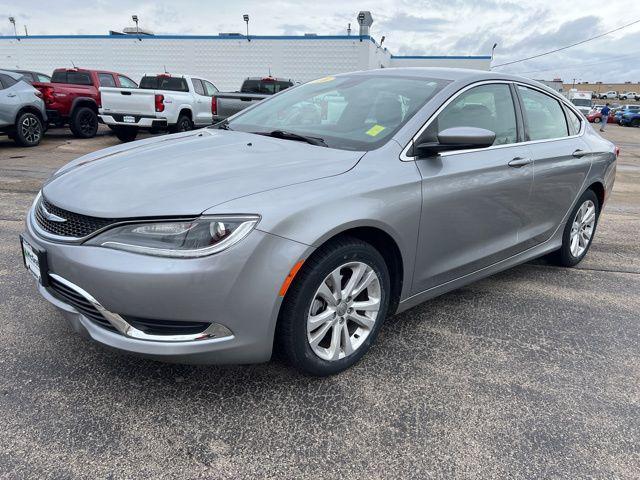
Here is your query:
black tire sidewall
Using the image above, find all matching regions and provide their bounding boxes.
[14,112,43,147]
[281,239,391,376]
[114,127,138,142]
[558,189,600,267]
[71,107,98,138]
[175,115,193,132]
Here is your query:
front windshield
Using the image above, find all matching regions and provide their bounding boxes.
[226,74,450,151]
[571,99,591,107]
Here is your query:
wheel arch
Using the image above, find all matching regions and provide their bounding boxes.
[587,181,605,209]
[70,97,99,117]
[178,107,193,120]
[15,105,44,123]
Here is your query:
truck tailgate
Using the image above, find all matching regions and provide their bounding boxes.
[100,87,157,116]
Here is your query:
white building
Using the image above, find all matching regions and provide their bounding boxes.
[0,34,491,91]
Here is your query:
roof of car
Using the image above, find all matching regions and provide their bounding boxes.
[0,69,24,80]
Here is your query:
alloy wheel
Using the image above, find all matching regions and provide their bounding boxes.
[20,115,41,145]
[79,111,97,135]
[569,199,596,257]
[307,262,381,361]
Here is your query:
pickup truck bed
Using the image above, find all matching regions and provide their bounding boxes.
[212,77,294,122]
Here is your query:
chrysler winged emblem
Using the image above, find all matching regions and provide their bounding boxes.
[41,203,67,223]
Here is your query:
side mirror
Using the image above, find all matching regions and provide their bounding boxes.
[413,127,496,157]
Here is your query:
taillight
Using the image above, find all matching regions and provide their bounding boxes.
[615,146,620,158]
[211,96,217,116]
[155,94,165,112]
[41,86,55,104]
[34,90,43,98]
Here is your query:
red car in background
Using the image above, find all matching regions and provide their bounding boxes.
[33,68,137,138]
[586,110,616,124]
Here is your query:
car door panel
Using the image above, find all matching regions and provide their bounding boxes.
[413,145,534,293]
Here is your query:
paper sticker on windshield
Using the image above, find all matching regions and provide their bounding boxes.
[310,76,335,84]
[366,125,386,137]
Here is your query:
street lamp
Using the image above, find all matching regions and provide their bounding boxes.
[243,14,250,41]
[9,16,17,36]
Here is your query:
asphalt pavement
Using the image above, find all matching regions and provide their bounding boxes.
[0,125,639,479]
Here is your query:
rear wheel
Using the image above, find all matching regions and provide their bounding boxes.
[14,112,43,147]
[632,119,640,128]
[113,126,138,142]
[593,117,601,123]
[70,107,98,138]
[170,114,193,133]
[278,237,390,376]
[551,189,599,267]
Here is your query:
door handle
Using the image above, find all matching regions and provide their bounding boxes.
[572,149,588,158]
[7,93,16,98]
[508,157,533,168]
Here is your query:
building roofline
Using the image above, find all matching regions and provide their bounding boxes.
[391,55,492,60]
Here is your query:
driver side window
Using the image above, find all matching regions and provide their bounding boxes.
[424,83,517,146]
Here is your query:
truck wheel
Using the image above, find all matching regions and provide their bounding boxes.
[170,114,193,133]
[70,107,98,138]
[14,112,44,147]
[593,117,601,123]
[113,126,138,142]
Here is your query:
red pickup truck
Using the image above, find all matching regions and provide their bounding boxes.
[34,68,138,138]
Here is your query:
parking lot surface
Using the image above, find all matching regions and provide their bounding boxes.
[1,125,639,479]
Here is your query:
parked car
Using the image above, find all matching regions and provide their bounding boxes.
[587,110,616,124]
[619,91,639,101]
[615,105,640,123]
[4,69,51,84]
[99,73,219,142]
[20,69,616,376]
[0,69,47,147]
[599,90,618,100]
[212,76,294,122]
[620,111,640,127]
[33,68,138,139]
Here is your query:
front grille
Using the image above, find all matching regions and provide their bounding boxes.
[48,276,118,333]
[34,197,115,239]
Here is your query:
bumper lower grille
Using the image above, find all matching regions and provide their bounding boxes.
[48,275,212,337]
[48,276,118,332]
[34,197,115,239]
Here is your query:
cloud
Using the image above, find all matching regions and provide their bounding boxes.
[278,24,314,35]
[379,13,449,32]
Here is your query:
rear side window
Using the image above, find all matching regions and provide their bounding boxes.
[37,74,51,82]
[98,73,116,87]
[139,76,188,92]
[118,75,137,88]
[518,86,568,141]
[52,71,92,85]
[192,78,205,95]
[203,80,218,96]
[426,83,518,145]
[0,74,17,89]
[563,105,582,136]
[241,79,291,94]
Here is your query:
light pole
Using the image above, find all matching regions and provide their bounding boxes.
[9,16,17,36]
[132,15,139,34]
[243,14,250,42]
[357,12,365,42]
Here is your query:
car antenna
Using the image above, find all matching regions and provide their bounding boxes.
[71,60,76,68]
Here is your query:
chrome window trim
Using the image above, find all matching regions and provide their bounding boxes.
[400,79,586,161]
[49,273,233,342]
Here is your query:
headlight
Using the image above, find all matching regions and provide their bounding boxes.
[85,215,260,258]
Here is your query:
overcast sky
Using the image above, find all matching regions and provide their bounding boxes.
[1,0,639,82]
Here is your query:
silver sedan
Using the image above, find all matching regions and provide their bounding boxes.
[21,68,617,375]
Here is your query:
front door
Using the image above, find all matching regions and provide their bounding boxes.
[411,82,535,293]
[191,78,212,126]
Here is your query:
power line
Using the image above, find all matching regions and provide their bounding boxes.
[492,18,640,68]
[514,51,640,75]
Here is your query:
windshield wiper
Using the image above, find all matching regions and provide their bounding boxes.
[252,130,327,147]
[211,119,233,130]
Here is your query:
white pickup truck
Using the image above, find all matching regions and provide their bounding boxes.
[99,74,219,142]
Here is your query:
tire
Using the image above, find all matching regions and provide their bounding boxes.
[550,189,600,267]
[169,114,193,133]
[14,112,43,147]
[593,117,601,123]
[113,126,138,142]
[70,106,98,138]
[278,237,391,376]
[632,119,640,128]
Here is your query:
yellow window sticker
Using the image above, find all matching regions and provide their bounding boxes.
[310,76,335,84]
[366,124,386,137]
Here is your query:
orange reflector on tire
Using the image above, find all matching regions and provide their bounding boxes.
[279,260,305,297]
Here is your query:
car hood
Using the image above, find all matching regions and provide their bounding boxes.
[43,130,365,218]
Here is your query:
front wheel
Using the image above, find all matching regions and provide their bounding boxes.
[632,119,640,128]
[593,117,601,123]
[14,112,44,147]
[278,237,391,376]
[551,189,599,267]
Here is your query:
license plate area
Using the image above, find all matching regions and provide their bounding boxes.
[20,235,49,286]
[123,115,136,123]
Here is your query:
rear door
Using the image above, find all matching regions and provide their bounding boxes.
[0,74,21,126]
[515,84,592,247]
[412,82,535,293]
[191,78,212,125]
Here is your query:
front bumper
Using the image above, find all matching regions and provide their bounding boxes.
[23,216,309,364]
